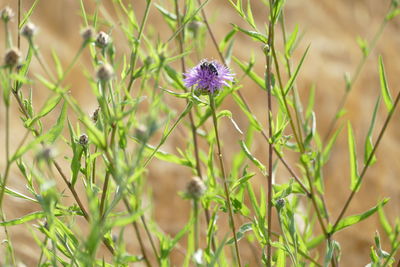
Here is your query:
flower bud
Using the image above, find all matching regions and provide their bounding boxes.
[21,22,37,39]
[79,134,88,145]
[95,31,110,48]
[186,176,206,199]
[1,6,14,23]
[96,63,114,82]
[81,27,95,42]
[92,107,100,122]
[4,48,21,67]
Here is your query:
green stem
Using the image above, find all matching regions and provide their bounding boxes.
[175,0,216,252]
[331,88,400,234]
[323,14,389,143]
[209,94,242,267]
[143,102,193,168]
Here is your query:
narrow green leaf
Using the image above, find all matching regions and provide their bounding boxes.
[0,210,70,226]
[233,56,265,89]
[378,205,393,241]
[219,29,238,52]
[154,4,177,21]
[52,49,64,79]
[331,198,389,233]
[364,96,380,166]
[347,122,360,192]
[284,45,310,96]
[47,101,67,144]
[232,92,263,131]
[19,0,40,27]
[276,237,286,267]
[305,84,315,120]
[285,24,299,57]
[323,124,343,164]
[239,140,266,175]
[231,24,268,43]
[226,223,252,245]
[378,56,393,112]
[25,94,62,128]
[246,0,256,29]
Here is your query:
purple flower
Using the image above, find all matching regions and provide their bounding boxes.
[183,60,234,94]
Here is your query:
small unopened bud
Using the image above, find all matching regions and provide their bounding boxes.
[79,134,88,145]
[187,21,202,36]
[275,198,285,210]
[21,22,37,39]
[36,147,55,163]
[263,44,270,54]
[1,6,14,23]
[134,124,147,141]
[81,27,95,42]
[95,31,110,48]
[4,48,21,67]
[92,107,100,122]
[96,63,114,82]
[186,176,206,199]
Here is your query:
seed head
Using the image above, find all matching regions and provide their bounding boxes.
[81,27,95,42]
[186,176,206,199]
[96,63,114,82]
[21,22,37,39]
[4,48,21,67]
[79,134,89,146]
[1,6,14,23]
[183,60,234,95]
[95,31,110,48]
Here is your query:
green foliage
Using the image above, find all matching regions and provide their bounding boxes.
[0,0,399,266]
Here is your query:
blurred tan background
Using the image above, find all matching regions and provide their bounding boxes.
[0,0,400,266]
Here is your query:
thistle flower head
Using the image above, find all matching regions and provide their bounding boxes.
[184,60,234,94]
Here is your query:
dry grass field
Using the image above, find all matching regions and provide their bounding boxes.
[1,0,400,266]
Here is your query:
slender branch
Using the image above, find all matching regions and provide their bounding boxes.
[323,15,389,143]
[265,11,274,267]
[331,88,400,233]
[175,0,216,252]
[209,94,242,267]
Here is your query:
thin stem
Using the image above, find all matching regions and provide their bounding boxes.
[209,94,242,267]
[125,0,151,94]
[323,17,388,143]
[143,102,193,168]
[175,0,216,252]
[17,0,21,49]
[265,2,275,265]
[122,198,152,267]
[193,199,200,253]
[331,88,400,233]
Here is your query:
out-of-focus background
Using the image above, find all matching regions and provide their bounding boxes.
[0,0,399,266]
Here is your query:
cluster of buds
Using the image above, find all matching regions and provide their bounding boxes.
[81,27,111,49]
